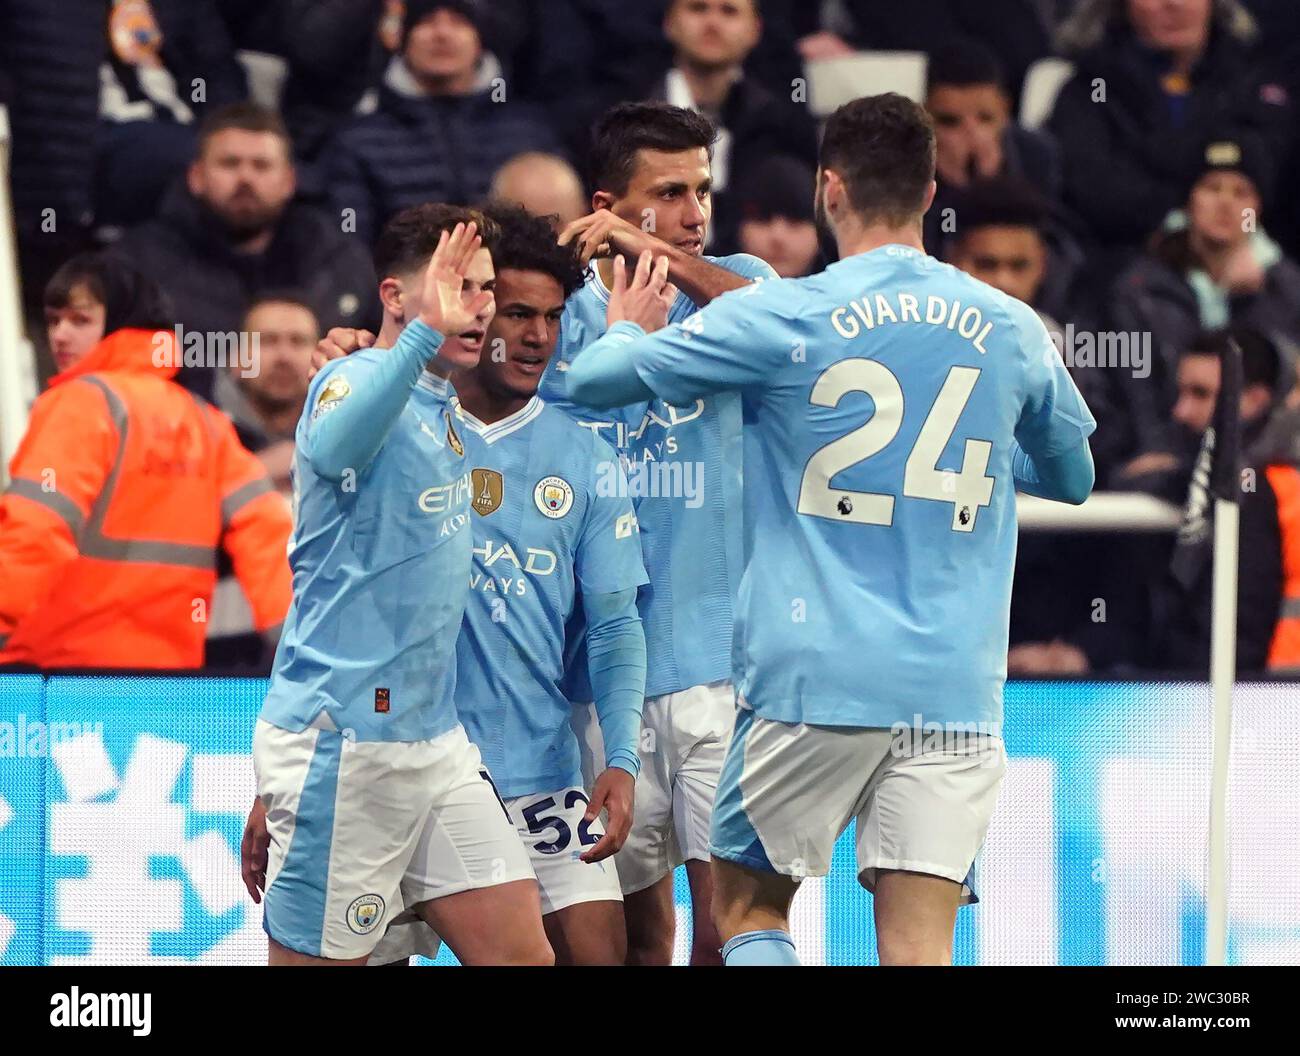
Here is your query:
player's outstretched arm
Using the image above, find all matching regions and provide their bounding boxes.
[656,243,755,306]
[303,320,445,481]
[579,586,645,863]
[1011,438,1095,505]
[305,223,489,481]
[1010,300,1098,506]
[566,329,653,409]
[558,209,760,306]
[571,268,791,411]
[566,252,677,408]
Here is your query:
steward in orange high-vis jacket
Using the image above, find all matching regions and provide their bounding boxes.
[0,261,292,668]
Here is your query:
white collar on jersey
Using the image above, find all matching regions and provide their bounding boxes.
[451,395,543,444]
[417,369,451,398]
[586,263,613,306]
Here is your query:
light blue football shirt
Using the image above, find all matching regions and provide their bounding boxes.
[610,245,1096,728]
[450,397,648,798]
[541,254,777,697]
[260,320,473,742]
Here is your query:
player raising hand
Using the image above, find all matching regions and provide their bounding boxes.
[251,204,550,967]
[569,94,1095,966]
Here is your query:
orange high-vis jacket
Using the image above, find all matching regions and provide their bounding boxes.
[0,328,292,669]
[1266,463,1300,672]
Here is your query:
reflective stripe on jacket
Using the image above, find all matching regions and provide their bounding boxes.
[0,328,291,668]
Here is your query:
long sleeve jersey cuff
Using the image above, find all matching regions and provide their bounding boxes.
[565,321,655,409]
[583,587,646,778]
[1011,437,1095,504]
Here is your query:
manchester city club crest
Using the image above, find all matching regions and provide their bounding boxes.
[534,476,574,519]
[471,468,504,516]
[346,893,385,935]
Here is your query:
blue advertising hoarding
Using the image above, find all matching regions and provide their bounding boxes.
[1,675,1297,965]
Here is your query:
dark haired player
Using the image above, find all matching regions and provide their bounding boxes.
[249,207,551,966]
[569,94,1096,965]
[369,205,651,966]
[544,101,778,965]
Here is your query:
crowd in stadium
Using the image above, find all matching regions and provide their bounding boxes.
[2,0,1299,678]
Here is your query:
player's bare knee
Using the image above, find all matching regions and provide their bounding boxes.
[624,904,674,965]
[709,895,744,943]
[551,924,625,966]
[877,933,952,967]
[568,937,625,966]
[709,859,794,942]
[625,930,674,966]
[507,931,556,966]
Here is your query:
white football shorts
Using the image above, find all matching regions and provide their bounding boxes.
[367,785,620,963]
[255,718,530,960]
[574,680,737,895]
[708,708,1006,903]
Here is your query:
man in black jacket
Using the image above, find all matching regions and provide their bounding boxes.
[115,103,377,399]
[1108,135,1300,481]
[1048,0,1292,257]
[1144,329,1290,673]
[324,0,559,245]
[922,40,1061,256]
[635,0,819,255]
[2,0,247,332]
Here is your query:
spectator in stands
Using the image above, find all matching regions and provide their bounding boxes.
[521,0,803,167]
[261,0,392,191]
[1251,359,1300,470]
[939,179,1141,676]
[1110,135,1300,479]
[1239,0,1300,260]
[325,0,559,244]
[216,293,319,496]
[945,179,1056,321]
[490,153,589,229]
[116,103,377,400]
[922,40,1061,256]
[1142,329,1295,672]
[235,1,530,199]
[96,0,250,230]
[733,156,822,278]
[640,0,819,253]
[942,179,1135,480]
[207,291,317,671]
[1049,0,1292,257]
[2,0,246,327]
[521,1,673,118]
[0,253,292,670]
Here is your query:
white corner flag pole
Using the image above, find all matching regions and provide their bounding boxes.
[1205,494,1239,966]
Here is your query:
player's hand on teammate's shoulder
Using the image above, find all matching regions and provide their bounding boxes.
[311,327,376,379]
[558,208,654,265]
[579,767,636,864]
[240,797,270,904]
[606,251,677,334]
[419,221,494,338]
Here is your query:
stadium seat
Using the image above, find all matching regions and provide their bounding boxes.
[805,51,928,118]
[236,50,289,111]
[1018,57,1075,132]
